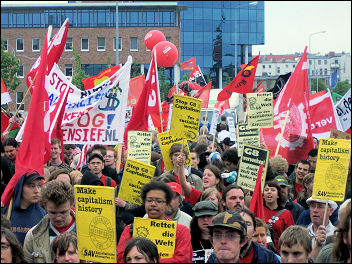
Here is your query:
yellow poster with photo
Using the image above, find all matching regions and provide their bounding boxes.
[118,159,155,205]
[247,92,273,129]
[133,218,176,259]
[312,138,351,201]
[127,130,152,164]
[158,131,192,171]
[75,185,116,263]
[170,94,202,141]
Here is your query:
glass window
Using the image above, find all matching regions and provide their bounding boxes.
[147,11,155,26]
[130,37,138,51]
[78,10,90,27]
[309,60,312,65]
[96,9,107,26]
[32,38,40,51]
[183,44,193,56]
[81,38,89,51]
[277,66,280,74]
[212,9,221,20]
[3,38,8,51]
[97,37,105,51]
[16,38,24,51]
[320,68,323,75]
[335,59,338,64]
[65,64,73,76]
[183,19,193,32]
[16,13,25,27]
[269,65,271,69]
[324,60,327,65]
[1,13,9,28]
[286,64,288,68]
[318,60,321,65]
[17,65,24,78]
[113,37,122,51]
[194,32,203,44]
[184,32,194,44]
[65,38,73,51]
[324,69,327,75]
[203,8,212,19]
[16,92,24,111]
[263,65,265,69]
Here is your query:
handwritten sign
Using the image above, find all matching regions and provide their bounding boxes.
[312,138,351,201]
[170,94,202,141]
[237,123,260,157]
[127,131,152,164]
[209,109,219,136]
[158,131,191,171]
[237,145,270,191]
[75,186,116,263]
[227,116,236,142]
[334,88,351,132]
[118,159,155,205]
[133,218,176,259]
[247,92,273,129]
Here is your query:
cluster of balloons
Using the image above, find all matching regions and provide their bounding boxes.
[144,30,178,68]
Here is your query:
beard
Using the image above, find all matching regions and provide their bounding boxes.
[165,207,177,216]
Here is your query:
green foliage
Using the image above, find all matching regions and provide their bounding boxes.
[106,56,112,67]
[182,73,190,81]
[223,72,232,86]
[311,78,328,93]
[333,80,350,96]
[1,37,21,92]
[158,67,171,101]
[71,48,88,90]
[131,58,141,78]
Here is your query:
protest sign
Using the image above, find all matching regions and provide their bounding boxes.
[209,109,219,136]
[133,218,176,259]
[330,129,351,140]
[237,123,260,157]
[237,145,270,191]
[74,185,116,263]
[312,138,351,201]
[127,131,152,164]
[334,88,351,132]
[118,159,155,205]
[227,116,236,142]
[170,94,202,141]
[158,131,191,171]
[167,104,173,131]
[247,92,273,129]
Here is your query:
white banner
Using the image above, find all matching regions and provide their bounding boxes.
[335,88,351,132]
[227,116,236,141]
[209,109,219,136]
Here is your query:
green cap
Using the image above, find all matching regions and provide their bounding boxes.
[274,175,289,187]
[193,200,218,217]
[208,210,247,236]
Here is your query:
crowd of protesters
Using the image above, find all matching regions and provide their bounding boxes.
[1,114,351,263]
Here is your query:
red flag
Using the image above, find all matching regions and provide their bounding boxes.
[193,82,212,108]
[217,54,260,101]
[249,164,265,221]
[26,18,69,92]
[2,28,51,207]
[168,84,177,99]
[1,77,12,105]
[256,84,265,93]
[150,100,170,132]
[189,66,207,87]
[82,65,121,90]
[214,99,230,116]
[1,112,20,133]
[128,74,145,107]
[181,57,196,71]
[261,47,314,164]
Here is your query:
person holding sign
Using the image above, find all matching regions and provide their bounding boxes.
[116,181,192,263]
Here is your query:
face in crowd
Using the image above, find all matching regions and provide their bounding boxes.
[222,188,245,211]
[295,162,310,181]
[145,190,167,220]
[51,143,62,160]
[202,168,219,189]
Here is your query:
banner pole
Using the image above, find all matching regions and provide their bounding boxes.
[153,48,163,133]
[116,144,123,175]
[274,110,290,156]
[322,199,329,226]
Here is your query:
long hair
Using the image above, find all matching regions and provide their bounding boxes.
[333,199,351,261]
[1,227,26,263]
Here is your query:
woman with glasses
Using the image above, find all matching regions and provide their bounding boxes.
[1,227,26,263]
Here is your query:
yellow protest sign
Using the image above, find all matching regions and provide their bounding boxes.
[170,94,202,141]
[118,159,155,205]
[158,131,192,171]
[133,218,176,259]
[247,92,273,128]
[74,185,116,263]
[127,130,152,164]
[312,138,351,201]
[237,123,260,157]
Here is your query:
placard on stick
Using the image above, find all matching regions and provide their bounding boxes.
[247,92,273,129]
[237,123,260,157]
[127,130,152,164]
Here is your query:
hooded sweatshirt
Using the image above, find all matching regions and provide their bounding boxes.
[2,174,46,245]
[80,170,104,186]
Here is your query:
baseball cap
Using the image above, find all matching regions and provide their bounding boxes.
[208,210,247,236]
[193,200,218,217]
[306,196,338,212]
[166,182,182,196]
[88,153,104,163]
[223,137,235,146]
[209,152,222,165]
[23,171,44,185]
[273,175,289,187]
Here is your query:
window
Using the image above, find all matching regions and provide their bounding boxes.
[16,65,24,78]
[81,38,89,51]
[335,59,338,64]
[32,38,40,52]
[16,92,24,111]
[130,37,138,51]
[277,66,280,74]
[166,37,171,42]
[65,64,73,76]
[269,65,271,69]
[65,38,73,51]
[97,37,105,51]
[262,65,265,69]
[293,65,295,68]
[113,37,122,51]
[309,60,312,65]
[16,38,24,51]
[324,60,327,65]
[285,64,288,68]
[3,39,8,51]
[320,69,323,75]
[318,60,321,65]
[324,69,327,75]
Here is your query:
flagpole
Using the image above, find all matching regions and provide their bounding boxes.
[274,110,290,156]
[198,66,208,85]
[153,48,164,133]
[322,199,329,226]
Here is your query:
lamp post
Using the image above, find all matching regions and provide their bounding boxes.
[308,30,326,94]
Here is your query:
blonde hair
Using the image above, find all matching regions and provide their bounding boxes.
[270,155,288,174]
[69,170,83,185]
[200,187,223,212]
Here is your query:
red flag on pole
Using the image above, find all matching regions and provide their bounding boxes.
[214,99,230,116]
[193,82,212,108]
[181,57,196,71]
[1,77,12,105]
[249,164,265,221]
[1,112,20,133]
[127,74,145,107]
[82,65,121,90]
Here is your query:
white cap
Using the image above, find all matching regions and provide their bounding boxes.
[306,196,338,212]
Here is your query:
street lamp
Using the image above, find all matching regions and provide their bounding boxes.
[308,30,326,94]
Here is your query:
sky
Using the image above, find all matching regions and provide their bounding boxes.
[2,1,351,55]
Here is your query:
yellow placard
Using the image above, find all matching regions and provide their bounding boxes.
[330,129,351,140]
[247,92,273,128]
[133,218,176,259]
[118,159,155,205]
[158,131,192,171]
[312,138,351,201]
[127,130,152,164]
[74,185,116,263]
[170,94,202,141]
[237,123,260,157]
[237,144,270,192]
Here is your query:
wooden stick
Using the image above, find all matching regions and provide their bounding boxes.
[1,107,11,116]
[203,108,209,135]
[274,110,290,156]
[322,199,329,226]
[115,144,123,174]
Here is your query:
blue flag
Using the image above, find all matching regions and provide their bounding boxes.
[330,71,338,88]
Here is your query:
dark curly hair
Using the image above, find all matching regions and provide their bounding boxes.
[141,180,174,205]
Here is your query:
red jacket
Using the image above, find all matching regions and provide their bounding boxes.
[116,220,193,263]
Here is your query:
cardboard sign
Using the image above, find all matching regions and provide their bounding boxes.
[133,218,176,259]
[127,131,152,164]
[312,138,351,201]
[209,109,219,136]
[158,131,192,171]
[330,129,351,140]
[247,92,273,129]
[335,88,351,132]
[237,145,270,191]
[118,159,155,205]
[227,116,236,142]
[237,123,260,157]
[170,94,202,141]
[75,185,116,263]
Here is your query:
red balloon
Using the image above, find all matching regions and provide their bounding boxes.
[144,30,166,50]
[153,41,178,68]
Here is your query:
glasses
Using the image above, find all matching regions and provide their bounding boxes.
[25,183,42,190]
[213,232,241,241]
[1,243,10,251]
[47,210,70,218]
[145,199,166,205]
[309,203,326,210]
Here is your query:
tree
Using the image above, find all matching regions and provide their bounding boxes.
[334,80,350,96]
[1,37,21,92]
[311,78,328,93]
[71,48,88,90]
[131,58,141,78]
[158,67,170,101]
